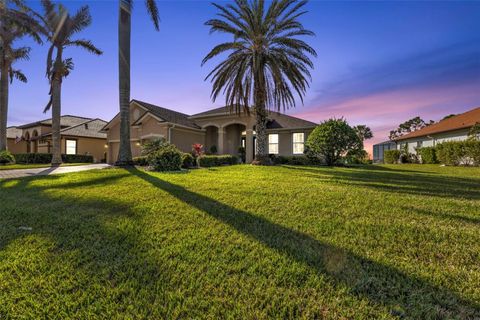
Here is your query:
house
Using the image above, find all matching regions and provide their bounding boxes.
[102,100,318,164]
[372,140,396,163]
[7,115,108,162]
[395,107,480,153]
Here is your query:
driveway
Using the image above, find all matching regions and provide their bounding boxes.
[0,164,111,180]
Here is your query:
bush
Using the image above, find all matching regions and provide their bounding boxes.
[436,140,480,166]
[209,145,217,155]
[198,155,238,167]
[147,144,183,172]
[133,156,148,166]
[13,153,93,164]
[181,153,195,168]
[238,146,246,163]
[270,155,324,166]
[417,147,437,164]
[306,118,361,166]
[62,154,93,163]
[384,150,401,164]
[141,138,169,156]
[0,150,15,165]
[14,153,52,164]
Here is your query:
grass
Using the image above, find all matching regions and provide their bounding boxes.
[0,164,479,319]
[0,163,87,170]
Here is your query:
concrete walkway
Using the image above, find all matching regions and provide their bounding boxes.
[0,164,110,180]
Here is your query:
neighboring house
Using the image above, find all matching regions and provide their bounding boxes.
[102,100,317,164]
[372,140,396,163]
[7,115,108,162]
[395,107,480,154]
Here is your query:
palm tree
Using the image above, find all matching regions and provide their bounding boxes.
[0,0,43,151]
[202,0,316,164]
[116,0,159,166]
[40,0,102,165]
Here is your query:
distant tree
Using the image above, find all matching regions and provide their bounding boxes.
[41,0,102,164]
[306,118,360,166]
[468,122,480,141]
[389,117,434,141]
[441,114,456,121]
[0,0,43,151]
[353,125,373,142]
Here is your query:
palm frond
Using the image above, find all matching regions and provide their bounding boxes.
[145,0,160,31]
[66,39,102,55]
[9,69,27,83]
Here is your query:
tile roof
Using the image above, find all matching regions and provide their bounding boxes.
[191,106,317,129]
[6,127,22,139]
[396,107,480,140]
[132,100,200,129]
[58,119,108,139]
[17,115,93,129]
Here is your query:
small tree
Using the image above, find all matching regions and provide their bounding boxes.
[389,117,434,141]
[468,122,480,141]
[306,119,360,166]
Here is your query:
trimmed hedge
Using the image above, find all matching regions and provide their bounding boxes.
[436,140,480,166]
[384,150,401,164]
[198,155,238,167]
[0,150,15,165]
[417,147,437,164]
[181,153,195,168]
[270,155,324,166]
[14,153,93,164]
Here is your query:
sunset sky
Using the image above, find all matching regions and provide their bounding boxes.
[8,0,480,154]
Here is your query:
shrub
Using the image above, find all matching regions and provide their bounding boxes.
[238,146,246,163]
[181,153,195,168]
[141,138,169,156]
[198,155,238,167]
[147,144,183,172]
[14,153,52,164]
[270,155,324,166]
[436,140,480,166]
[62,154,93,163]
[306,118,361,166]
[133,156,148,166]
[417,147,437,164]
[0,150,15,165]
[384,150,401,164]
[209,145,217,154]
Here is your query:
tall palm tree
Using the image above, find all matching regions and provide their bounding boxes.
[116,0,159,166]
[40,0,102,165]
[0,0,43,151]
[202,0,316,164]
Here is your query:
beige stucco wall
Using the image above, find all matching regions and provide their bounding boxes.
[397,128,471,153]
[61,136,107,162]
[170,127,205,153]
[271,129,312,156]
[6,139,27,154]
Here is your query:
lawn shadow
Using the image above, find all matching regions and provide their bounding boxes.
[282,165,480,200]
[128,167,479,318]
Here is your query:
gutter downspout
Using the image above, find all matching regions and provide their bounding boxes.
[168,124,176,143]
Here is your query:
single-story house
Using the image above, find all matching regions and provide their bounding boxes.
[372,140,396,163]
[102,100,318,164]
[7,115,108,162]
[395,107,480,153]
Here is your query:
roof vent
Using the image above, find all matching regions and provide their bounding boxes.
[84,123,89,130]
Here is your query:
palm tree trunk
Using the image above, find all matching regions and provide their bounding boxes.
[0,65,9,151]
[253,64,271,165]
[51,48,63,165]
[116,2,133,166]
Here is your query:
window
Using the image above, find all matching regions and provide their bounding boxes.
[292,133,304,154]
[66,139,77,155]
[268,134,279,154]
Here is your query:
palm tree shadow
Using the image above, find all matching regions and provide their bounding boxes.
[128,167,479,318]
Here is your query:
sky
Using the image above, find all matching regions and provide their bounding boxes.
[8,0,480,155]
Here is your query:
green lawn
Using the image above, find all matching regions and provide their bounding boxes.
[0,163,87,170]
[0,164,479,319]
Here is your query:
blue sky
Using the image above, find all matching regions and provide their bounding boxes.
[8,0,480,152]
